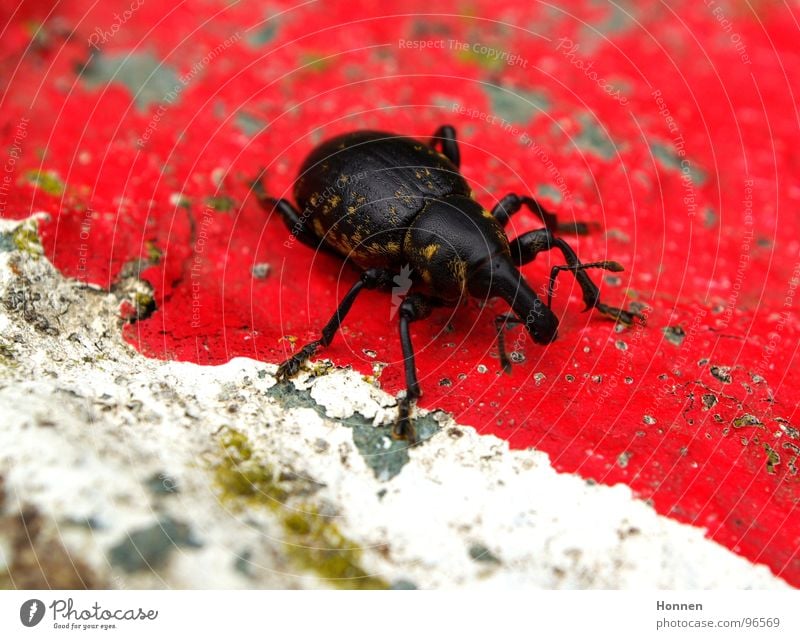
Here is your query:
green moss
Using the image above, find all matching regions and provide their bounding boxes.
[1,220,44,259]
[0,343,15,366]
[215,427,288,506]
[733,414,765,429]
[212,427,388,588]
[764,444,780,474]
[131,290,156,320]
[134,291,154,308]
[205,194,236,212]
[299,52,331,72]
[170,193,192,209]
[282,505,387,589]
[144,240,162,263]
[456,47,503,72]
[25,169,65,196]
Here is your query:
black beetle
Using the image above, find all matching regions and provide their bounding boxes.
[258,125,643,444]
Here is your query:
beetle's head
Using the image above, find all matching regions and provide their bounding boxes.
[403,195,558,343]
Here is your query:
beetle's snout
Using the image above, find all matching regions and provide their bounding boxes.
[471,254,559,346]
[525,305,558,344]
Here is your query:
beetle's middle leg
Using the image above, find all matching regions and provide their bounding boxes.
[491,193,590,235]
[508,228,644,326]
[276,268,393,380]
[429,124,460,168]
[396,293,434,445]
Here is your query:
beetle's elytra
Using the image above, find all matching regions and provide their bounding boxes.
[258,125,644,444]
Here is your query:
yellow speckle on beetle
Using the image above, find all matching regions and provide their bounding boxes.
[422,244,439,260]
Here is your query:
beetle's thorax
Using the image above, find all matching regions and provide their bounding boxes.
[402,194,510,301]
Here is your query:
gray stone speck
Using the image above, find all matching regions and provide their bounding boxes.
[79,52,180,111]
[701,394,718,410]
[710,366,732,383]
[390,579,418,590]
[484,84,551,124]
[146,472,179,496]
[108,517,201,573]
[234,549,255,577]
[267,382,439,481]
[468,543,501,564]
[251,262,271,279]
[663,326,686,347]
[575,114,616,160]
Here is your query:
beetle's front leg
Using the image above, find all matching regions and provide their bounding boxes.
[508,228,645,326]
[395,293,434,445]
[276,268,392,381]
[494,312,521,374]
[490,193,591,235]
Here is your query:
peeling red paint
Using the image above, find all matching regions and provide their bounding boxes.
[2,0,799,584]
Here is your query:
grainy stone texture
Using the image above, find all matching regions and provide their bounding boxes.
[0,217,788,589]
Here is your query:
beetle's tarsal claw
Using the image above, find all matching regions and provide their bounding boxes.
[596,302,646,327]
[602,261,625,272]
[276,340,321,381]
[393,398,419,446]
[497,350,513,374]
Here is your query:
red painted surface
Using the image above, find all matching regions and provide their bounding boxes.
[2,1,799,584]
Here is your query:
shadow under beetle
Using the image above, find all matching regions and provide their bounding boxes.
[258,125,644,444]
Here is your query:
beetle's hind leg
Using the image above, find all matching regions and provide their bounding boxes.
[276,268,392,380]
[395,293,434,445]
[509,228,644,326]
[429,124,460,168]
[490,193,591,235]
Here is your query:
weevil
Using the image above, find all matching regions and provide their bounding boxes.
[258,125,644,444]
